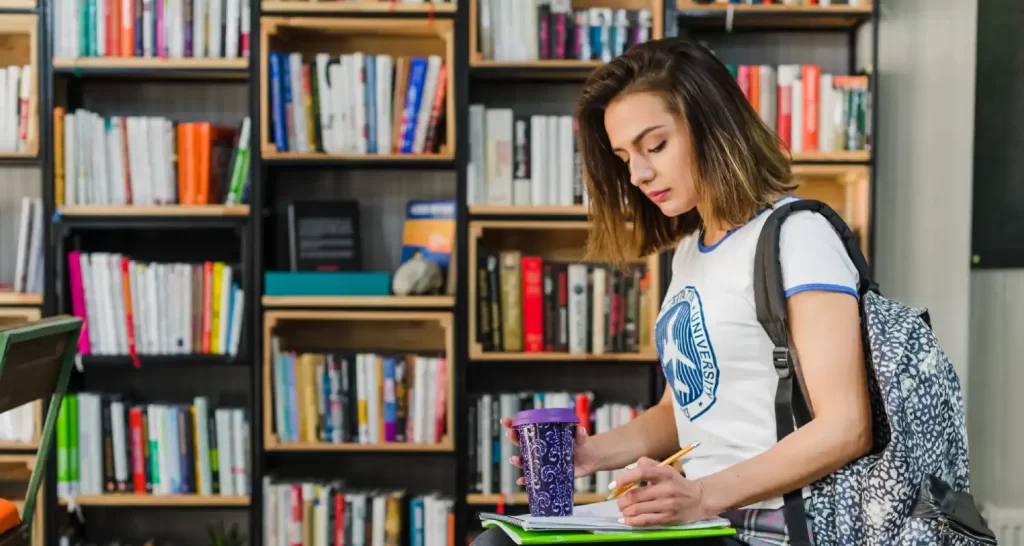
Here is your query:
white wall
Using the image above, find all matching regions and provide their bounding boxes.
[873,0,977,382]
[875,0,1024,509]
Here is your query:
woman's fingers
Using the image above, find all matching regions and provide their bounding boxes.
[517,476,525,486]
[509,455,523,468]
[501,417,520,445]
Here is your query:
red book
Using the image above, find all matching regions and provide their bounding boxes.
[737,65,751,101]
[801,65,821,151]
[521,256,544,352]
[777,79,793,148]
[128,407,146,493]
[575,394,591,434]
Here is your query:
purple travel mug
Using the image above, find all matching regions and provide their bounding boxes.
[512,407,580,517]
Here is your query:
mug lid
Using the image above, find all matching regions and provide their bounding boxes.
[511,407,580,428]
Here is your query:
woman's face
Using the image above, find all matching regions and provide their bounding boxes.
[604,91,698,218]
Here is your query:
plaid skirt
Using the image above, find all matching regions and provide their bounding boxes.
[720,497,814,546]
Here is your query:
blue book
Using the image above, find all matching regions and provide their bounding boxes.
[400,57,429,153]
[269,52,288,152]
[281,54,294,152]
[366,54,377,154]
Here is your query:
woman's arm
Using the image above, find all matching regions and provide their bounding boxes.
[695,289,873,514]
[587,386,681,472]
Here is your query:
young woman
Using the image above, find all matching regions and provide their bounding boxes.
[499,38,874,545]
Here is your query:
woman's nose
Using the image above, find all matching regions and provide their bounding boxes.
[630,161,654,186]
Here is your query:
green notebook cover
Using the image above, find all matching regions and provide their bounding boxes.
[481,520,737,545]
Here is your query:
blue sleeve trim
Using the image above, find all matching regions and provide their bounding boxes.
[784,283,859,299]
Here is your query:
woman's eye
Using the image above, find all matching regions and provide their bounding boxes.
[648,141,666,153]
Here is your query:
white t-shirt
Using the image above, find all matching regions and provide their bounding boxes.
[655,196,859,510]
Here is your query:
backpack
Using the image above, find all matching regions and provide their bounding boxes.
[753,199,996,546]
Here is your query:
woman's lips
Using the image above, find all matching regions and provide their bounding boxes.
[648,189,670,203]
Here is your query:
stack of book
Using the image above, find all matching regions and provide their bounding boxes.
[469,390,643,495]
[269,343,449,447]
[56,394,249,497]
[0,402,36,445]
[477,3,653,63]
[52,0,252,59]
[55,110,251,207]
[0,65,32,153]
[728,64,871,154]
[467,106,586,207]
[267,52,448,156]
[11,197,44,295]
[476,252,652,355]
[66,253,245,357]
[263,480,454,546]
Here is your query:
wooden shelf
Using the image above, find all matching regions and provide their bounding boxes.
[791,150,870,163]
[0,292,41,306]
[261,150,455,164]
[264,310,455,449]
[0,15,39,157]
[57,205,251,217]
[467,493,608,505]
[469,220,659,357]
[0,441,38,450]
[266,441,454,452]
[52,57,249,77]
[469,205,589,217]
[472,350,658,362]
[263,295,455,308]
[262,0,457,13]
[58,495,250,507]
[0,0,36,9]
[676,1,872,29]
[260,17,455,159]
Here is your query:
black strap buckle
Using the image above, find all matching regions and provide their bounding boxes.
[773,347,791,379]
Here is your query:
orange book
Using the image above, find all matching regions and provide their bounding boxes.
[391,57,409,154]
[121,0,133,57]
[54,108,64,206]
[801,65,821,151]
[176,123,195,204]
[194,123,238,204]
[749,67,760,115]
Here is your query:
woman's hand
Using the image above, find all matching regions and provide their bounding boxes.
[501,417,600,485]
[610,457,711,526]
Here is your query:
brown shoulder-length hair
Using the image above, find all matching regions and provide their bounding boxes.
[576,37,796,267]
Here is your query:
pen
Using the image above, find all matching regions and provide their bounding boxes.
[606,441,701,501]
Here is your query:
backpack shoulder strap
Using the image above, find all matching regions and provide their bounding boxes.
[752,198,876,546]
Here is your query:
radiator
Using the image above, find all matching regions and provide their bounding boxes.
[983,504,1024,545]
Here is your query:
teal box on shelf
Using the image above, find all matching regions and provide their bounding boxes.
[264,271,392,297]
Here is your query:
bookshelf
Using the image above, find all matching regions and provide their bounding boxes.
[9,0,879,544]
[0,14,39,159]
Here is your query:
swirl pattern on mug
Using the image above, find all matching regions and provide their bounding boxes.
[515,422,576,517]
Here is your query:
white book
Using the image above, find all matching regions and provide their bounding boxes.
[468,104,486,205]
[351,52,366,154]
[758,65,776,130]
[356,354,368,443]
[110,254,130,354]
[819,74,835,153]
[288,53,309,153]
[128,263,143,353]
[511,119,530,205]
[6,67,19,151]
[111,400,128,488]
[17,65,30,151]
[484,108,513,205]
[791,74,803,153]
[546,116,559,205]
[149,117,168,204]
[26,199,43,293]
[412,355,428,443]
[529,114,546,206]
[63,112,76,205]
[412,55,442,154]
[225,0,240,59]
[558,116,573,206]
[315,54,335,153]
[0,70,7,151]
[216,409,235,495]
[92,115,108,205]
[193,0,208,57]
[145,264,160,353]
[209,0,224,58]
[143,0,154,56]
[567,264,588,353]
[228,286,243,355]
[12,197,31,293]
[231,409,248,494]
[479,395,492,494]
[376,54,393,155]
[328,61,346,154]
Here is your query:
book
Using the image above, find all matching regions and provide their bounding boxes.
[479,500,734,544]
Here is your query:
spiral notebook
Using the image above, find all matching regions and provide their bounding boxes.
[478,499,734,542]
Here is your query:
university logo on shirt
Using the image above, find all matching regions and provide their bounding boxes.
[655,286,720,421]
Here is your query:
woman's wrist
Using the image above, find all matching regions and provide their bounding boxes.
[694,472,738,517]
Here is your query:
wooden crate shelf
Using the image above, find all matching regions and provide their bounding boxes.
[51,57,249,74]
[469,205,590,217]
[263,310,455,450]
[263,295,455,309]
[470,0,664,69]
[0,0,36,8]
[0,455,44,546]
[676,0,872,29]
[791,150,870,163]
[0,15,39,158]
[469,220,659,360]
[0,293,41,306]
[57,205,251,217]
[58,495,251,507]
[260,17,455,160]
[791,165,871,258]
[262,0,458,14]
